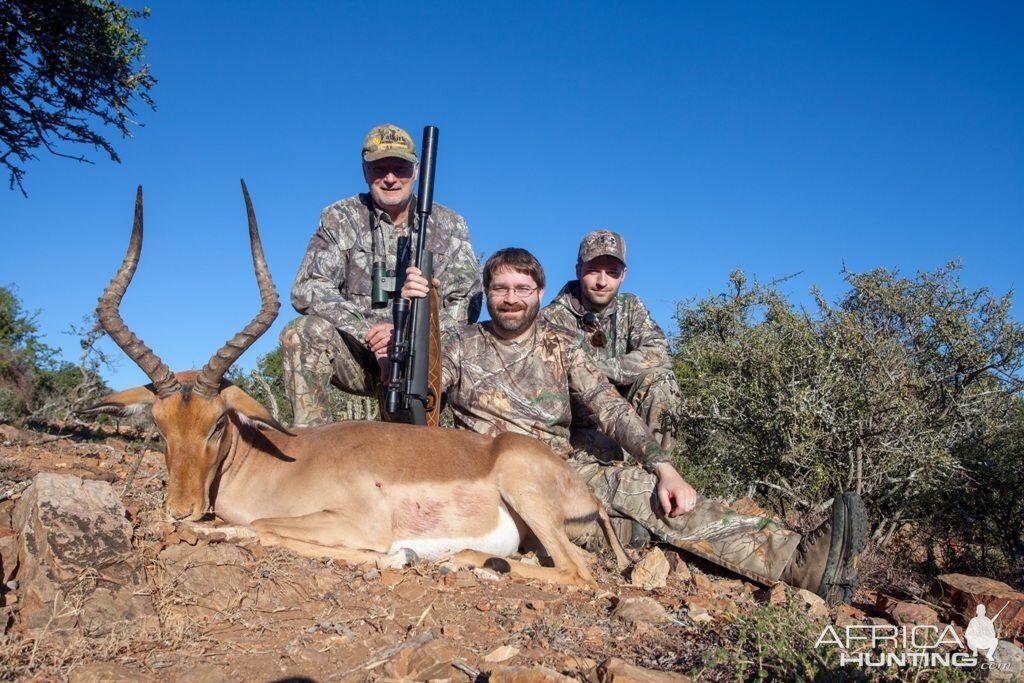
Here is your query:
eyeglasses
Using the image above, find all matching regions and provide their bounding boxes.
[366,161,415,178]
[488,285,538,299]
[582,312,607,348]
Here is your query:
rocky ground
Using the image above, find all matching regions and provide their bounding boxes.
[0,421,1022,682]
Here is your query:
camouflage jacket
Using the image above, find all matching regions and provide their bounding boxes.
[539,281,672,386]
[290,193,482,341]
[441,320,672,469]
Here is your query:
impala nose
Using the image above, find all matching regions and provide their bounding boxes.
[165,498,206,521]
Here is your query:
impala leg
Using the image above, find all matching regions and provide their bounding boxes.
[448,549,593,588]
[596,504,634,571]
[251,509,410,568]
[499,490,598,587]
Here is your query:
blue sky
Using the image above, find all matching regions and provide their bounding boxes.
[2,1,1022,389]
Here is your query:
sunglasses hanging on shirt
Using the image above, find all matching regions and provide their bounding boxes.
[582,312,607,348]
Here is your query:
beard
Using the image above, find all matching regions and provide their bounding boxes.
[487,297,540,337]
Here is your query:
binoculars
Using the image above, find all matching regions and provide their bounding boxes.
[371,261,397,307]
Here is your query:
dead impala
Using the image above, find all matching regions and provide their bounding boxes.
[84,182,629,587]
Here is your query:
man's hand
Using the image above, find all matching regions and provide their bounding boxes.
[366,323,394,358]
[400,266,440,300]
[653,463,697,517]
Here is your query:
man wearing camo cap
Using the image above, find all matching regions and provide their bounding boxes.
[401,248,868,604]
[539,230,680,549]
[280,124,482,426]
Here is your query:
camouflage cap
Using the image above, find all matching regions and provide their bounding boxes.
[362,124,418,163]
[578,230,626,266]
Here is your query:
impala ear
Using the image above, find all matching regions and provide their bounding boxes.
[221,385,293,434]
[80,385,157,418]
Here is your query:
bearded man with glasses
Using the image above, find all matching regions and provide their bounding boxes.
[401,248,868,604]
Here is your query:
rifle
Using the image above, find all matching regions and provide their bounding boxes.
[384,125,441,426]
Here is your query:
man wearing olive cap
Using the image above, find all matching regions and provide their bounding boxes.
[540,230,680,548]
[281,124,482,426]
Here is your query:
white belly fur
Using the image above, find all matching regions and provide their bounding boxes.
[388,503,520,560]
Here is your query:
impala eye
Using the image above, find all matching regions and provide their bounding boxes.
[210,416,228,440]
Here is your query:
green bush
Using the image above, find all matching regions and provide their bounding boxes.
[673,264,1024,556]
[0,286,109,424]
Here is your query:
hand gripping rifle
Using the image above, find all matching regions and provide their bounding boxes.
[384,125,442,426]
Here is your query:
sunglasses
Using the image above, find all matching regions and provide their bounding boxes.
[582,312,607,348]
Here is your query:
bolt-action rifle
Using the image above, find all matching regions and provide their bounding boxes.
[384,125,441,426]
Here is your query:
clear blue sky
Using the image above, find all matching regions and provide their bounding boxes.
[2,1,1022,389]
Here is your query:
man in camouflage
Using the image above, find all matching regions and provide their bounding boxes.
[280,124,482,426]
[401,248,867,603]
[540,230,679,548]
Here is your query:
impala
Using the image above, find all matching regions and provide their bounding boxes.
[85,182,629,587]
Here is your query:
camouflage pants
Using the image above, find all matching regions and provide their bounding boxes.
[570,367,680,460]
[572,460,801,585]
[279,315,383,427]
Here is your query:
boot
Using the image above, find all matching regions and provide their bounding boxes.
[780,492,868,605]
[610,516,651,551]
[584,516,651,552]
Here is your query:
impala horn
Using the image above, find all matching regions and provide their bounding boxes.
[193,179,280,399]
[96,186,181,398]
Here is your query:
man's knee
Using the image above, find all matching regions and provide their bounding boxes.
[633,367,679,397]
[280,315,337,351]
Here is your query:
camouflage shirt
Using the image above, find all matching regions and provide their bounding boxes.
[441,320,672,470]
[540,281,671,386]
[291,193,482,340]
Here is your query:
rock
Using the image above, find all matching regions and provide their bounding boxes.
[794,589,829,619]
[380,569,406,585]
[612,596,671,625]
[68,662,156,682]
[663,550,692,582]
[443,570,478,588]
[484,644,521,663]
[491,665,576,682]
[834,604,867,627]
[692,573,713,593]
[766,582,788,606]
[988,640,1024,682]
[442,623,463,639]
[874,595,939,625]
[394,580,427,602]
[474,567,503,582]
[685,594,739,617]
[592,657,693,683]
[630,547,669,590]
[12,473,155,634]
[0,526,17,584]
[562,655,598,672]
[709,578,745,595]
[930,574,1024,639]
[384,637,458,680]
[0,424,34,443]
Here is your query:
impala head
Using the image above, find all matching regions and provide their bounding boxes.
[83,182,283,520]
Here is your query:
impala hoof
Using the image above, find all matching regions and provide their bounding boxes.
[381,547,419,569]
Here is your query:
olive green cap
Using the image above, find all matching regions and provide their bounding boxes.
[362,124,417,163]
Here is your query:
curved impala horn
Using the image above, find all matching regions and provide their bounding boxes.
[96,186,181,398]
[193,179,280,399]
